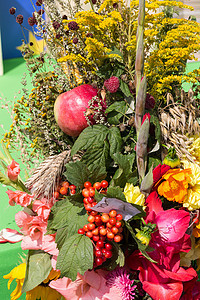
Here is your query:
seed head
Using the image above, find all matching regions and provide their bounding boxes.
[68,21,79,31]
[9,7,16,15]
[16,14,24,25]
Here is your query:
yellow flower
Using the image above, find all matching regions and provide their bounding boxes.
[26,285,61,300]
[157,168,191,203]
[182,161,200,210]
[188,136,200,164]
[123,183,145,206]
[4,263,61,300]
[3,263,26,300]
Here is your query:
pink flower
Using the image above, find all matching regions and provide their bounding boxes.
[32,198,52,220]
[6,190,34,207]
[7,159,20,181]
[21,234,59,256]
[15,211,46,241]
[106,267,136,300]
[49,269,124,300]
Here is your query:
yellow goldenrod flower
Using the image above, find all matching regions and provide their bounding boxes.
[123,183,145,206]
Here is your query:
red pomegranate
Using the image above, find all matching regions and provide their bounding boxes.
[54,84,98,137]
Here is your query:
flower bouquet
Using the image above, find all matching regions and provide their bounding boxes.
[2,0,200,299]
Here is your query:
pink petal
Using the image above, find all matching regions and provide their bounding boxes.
[1,228,23,243]
[156,209,190,242]
[145,191,163,216]
[142,280,183,300]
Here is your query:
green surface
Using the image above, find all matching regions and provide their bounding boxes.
[0,58,31,300]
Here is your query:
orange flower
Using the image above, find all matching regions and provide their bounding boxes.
[157,168,191,203]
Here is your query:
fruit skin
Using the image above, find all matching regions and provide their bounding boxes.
[54,84,98,137]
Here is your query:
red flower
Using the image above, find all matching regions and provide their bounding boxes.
[153,163,170,185]
[128,191,197,300]
[7,159,20,182]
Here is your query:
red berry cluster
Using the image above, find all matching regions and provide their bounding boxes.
[54,181,76,199]
[78,180,123,266]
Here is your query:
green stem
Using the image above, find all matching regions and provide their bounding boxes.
[89,0,95,12]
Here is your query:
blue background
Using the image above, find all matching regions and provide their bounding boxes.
[0,1,35,59]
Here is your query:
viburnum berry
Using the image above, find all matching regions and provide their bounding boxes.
[93,235,100,242]
[69,184,76,190]
[84,181,92,188]
[107,231,114,240]
[78,228,84,234]
[105,243,112,251]
[62,181,69,188]
[96,257,103,266]
[116,214,123,221]
[96,240,104,248]
[54,191,60,199]
[104,76,120,93]
[95,250,102,257]
[101,180,108,188]
[88,223,95,231]
[86,231,93,238]
[109,217,116,226]
[70,189,76,195]
[111,227,119,234]
[93,182,101,190]
[88,215,95,223]
[105,250,112,259]
[114,235,122,243]
[82,188,90,198]
[100,228,107,236]
[101,213,110,223]
[115,221,122,228]
[59,186,68,195]
[109,210,117,218]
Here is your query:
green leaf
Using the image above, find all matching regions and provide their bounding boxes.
[88,165,107,184]
[140,165,154,194]
[71,125,109,156]
[120,80,133,97]
[148,157,161,170]
[150,115,161,142]
[115,244,125,267]
[65,161,90,188]
[105,101,127,125]
[111,152,135,187]
[82,141,110,173]
[106,186,126,202]
[22,250,52,293]
[125,222,157,264]
[55,227,68,250]
[47,198,87,238]
[56,234,93,281]
[107,47,123,59]
[108,127,123,158]
[94,189,105,203]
